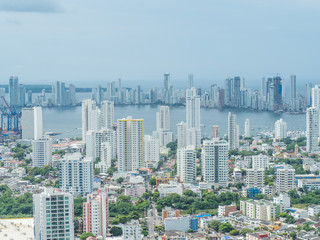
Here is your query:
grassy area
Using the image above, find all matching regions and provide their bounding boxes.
[292,204,309,209]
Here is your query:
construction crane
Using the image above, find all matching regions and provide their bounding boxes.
[0,96,22,143]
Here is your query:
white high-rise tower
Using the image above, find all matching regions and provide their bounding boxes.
[201,139,228,187]
[117,117,144,172]
[306,107,319,153]
[228,112,239,150]
[21,106,43,140]
[101,100,114,129]
[177,146,196,183]
[82,99,97,141]
[274,118,287,139]
[186,87,201,147]
[244,119,250,138]
[153,106,173,147]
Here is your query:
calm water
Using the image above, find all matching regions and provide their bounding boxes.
[43,105,307,139]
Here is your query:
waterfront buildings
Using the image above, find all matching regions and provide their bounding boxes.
[21,106,43,140]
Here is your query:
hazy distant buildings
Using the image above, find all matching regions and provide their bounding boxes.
[9,76,19,106]
[21,106,43,140]
[117,117,144,172]
[290,75,296,107]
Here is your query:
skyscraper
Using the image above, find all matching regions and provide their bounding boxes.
[177,121,187,148]
[59,153,94,196]
[306,107,319,153]
[32,136,52,167]
[9,76,19,106]
[18,84,26,107]
[117,117,144,172]
[228,112,239,150]
[83,188,109,238]
[101,100,114,129]
[244,119,250,138]
[290,75,296,107]
[311,85,320,109]
[177,146,196,183]
[186,87,201,147]
[276,166,295,193]
[164,73,170,104]
[201,139,228,187]
[82,99,97,141]
[34,188,74,240]
[188,74,194,88]
[95,142,112,173]
[153,106,173,147]
[21,106,43,140]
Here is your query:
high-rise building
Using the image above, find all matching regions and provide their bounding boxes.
[228,112,239,150]
[212,125,219,139]
[86,128,116,161]
[186,87,201,147]
[117,117,144,172]
[177,121,187,148]
[9,76,19,106]
[246,169,264,189]
[153,106,173,147]
[59,153,93,196]
[101,100,114,129]
[157,106,170,131]
[201,139,228,187]
[18,84,26,107]
[276,167,295,193]
[177,146,196,183]
[95,142,112,173]
[144,135,160,169]
[290,75,296,107]
[311,85,320,109]
[252,154,269,170]
[306,107,319,153]
[306,83,313,107]
[244,118,250,138]
[82,99,97,141]
[32,136,52,167]
[83,188,109,238]
[274,118,287,139]
[272,76,283,111]
[232,76,241,107]
[34,188,74,240]
[188,74,194,89]
[21,107,43,140]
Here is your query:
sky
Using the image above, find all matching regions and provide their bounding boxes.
[1,0,320,88]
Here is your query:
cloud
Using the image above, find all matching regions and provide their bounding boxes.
[0,0,63,13]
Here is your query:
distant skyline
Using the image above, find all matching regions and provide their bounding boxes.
[1,0,320,86]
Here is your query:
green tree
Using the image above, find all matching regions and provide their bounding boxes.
[218,223,234,233]
[94,168,100,175]
[74,196,86,217]
[230,229,239,236]
[149,178,156,186]
[290,232,297,240]
[117,177,124,184]
[80,232,95,240]
[208,220,221,232]
[110,226,123,236]
[284,215,296,224]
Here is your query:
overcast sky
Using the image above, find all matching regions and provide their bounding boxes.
[1,0,320,88]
